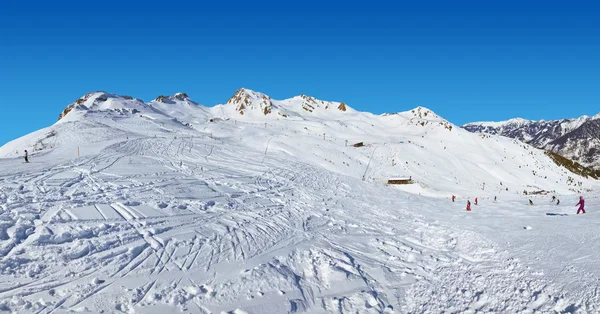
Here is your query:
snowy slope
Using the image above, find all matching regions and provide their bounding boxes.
[0,90,599,313]
[464,114,600,169]
[209,104,592,197]
[148,93,214,127]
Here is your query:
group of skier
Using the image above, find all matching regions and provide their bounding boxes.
[454,194,586,214]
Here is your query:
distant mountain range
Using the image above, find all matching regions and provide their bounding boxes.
[463,114,600,169]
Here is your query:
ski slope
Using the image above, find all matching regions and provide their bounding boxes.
[0,90,598,313]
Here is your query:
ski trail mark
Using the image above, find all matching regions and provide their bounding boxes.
[93,204,108,220]
[186,249,201,271]
[110,243,149,278]
[134,280,157,306]
[157,242,178,274]
[68,281,114,310]
[46,296,70,314]
[120,249,154,278]
[110,203,134,221]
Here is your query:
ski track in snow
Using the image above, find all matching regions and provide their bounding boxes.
[0,102,598,313]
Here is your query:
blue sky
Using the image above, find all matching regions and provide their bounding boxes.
[1,1,599,145]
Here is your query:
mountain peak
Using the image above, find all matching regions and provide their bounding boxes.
[228,88,268,101]
[222,88,354,117]
[57,91,144,122]
[464,117,532,128]
[379,107,453,131]
[411,106,439,118]
[396,106,443,121]
[226,88,273,115]
[506,117,531,124]
[173,92,189,100]
[58,91,112,121]
[413,105,430,111]
[382,106,438,117]
[291,93,351,113]
[154,93,193,104]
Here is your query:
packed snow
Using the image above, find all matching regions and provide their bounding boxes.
[0,90,598,313]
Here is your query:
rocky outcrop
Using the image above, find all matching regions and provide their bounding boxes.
[58,92,146,121]
[226,88,273,116]
[58,106,74,121]
[57,92,101,121]
[153,93,193,104]
[155,95,170,103]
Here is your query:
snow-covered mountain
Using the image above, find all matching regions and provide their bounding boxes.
[463,114,600,169]
[220,88,353,120]
[0,89,599,313]
[4,89,592,196]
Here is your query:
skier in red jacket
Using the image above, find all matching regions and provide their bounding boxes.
[475,197,478,205]
[466,200,471,211]
[576,196,585,214]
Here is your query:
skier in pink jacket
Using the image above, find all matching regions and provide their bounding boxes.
[576,196,585,214]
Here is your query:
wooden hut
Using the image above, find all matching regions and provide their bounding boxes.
[387,176,413,185]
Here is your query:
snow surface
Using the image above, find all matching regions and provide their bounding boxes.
[0,91,599,313]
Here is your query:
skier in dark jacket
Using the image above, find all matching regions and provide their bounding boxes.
[466,200,471,211]
[529,199,533,206]
[24,150,29,163]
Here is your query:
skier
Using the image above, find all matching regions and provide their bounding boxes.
[552,195,556,202]
[452,195,455,202]
[466,200,471,211]
[556,199,560,205]
[475,197,478,205]
[494,196,497,202]
[529,199,533,206]
[576,196,585,214]
[24,150,29,163]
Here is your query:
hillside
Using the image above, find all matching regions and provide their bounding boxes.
[2,90,594,197]
[464,114,600,169]
[0,90,598,313]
